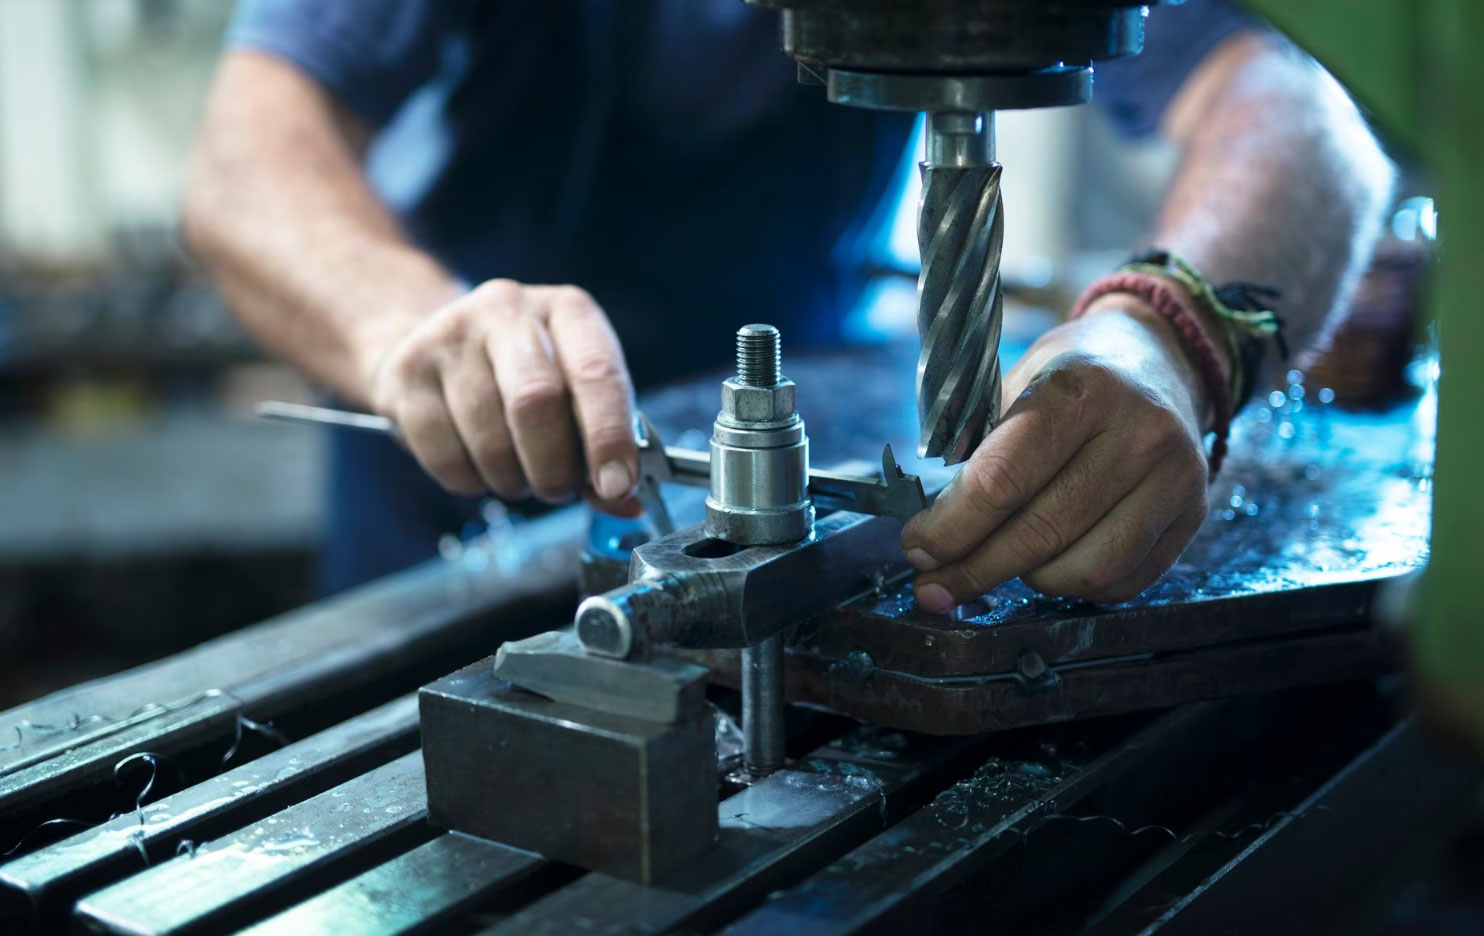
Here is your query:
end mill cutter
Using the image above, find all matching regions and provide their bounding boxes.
[918,111,1004,464]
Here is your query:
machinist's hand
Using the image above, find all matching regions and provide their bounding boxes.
[364,280,642,515]
[901,295,1220,609]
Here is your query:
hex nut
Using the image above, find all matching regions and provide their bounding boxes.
[721,378,796,424]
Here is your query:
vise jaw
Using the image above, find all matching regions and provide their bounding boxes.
[420,637,716,884]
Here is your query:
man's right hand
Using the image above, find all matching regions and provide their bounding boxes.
[362,279,642,515]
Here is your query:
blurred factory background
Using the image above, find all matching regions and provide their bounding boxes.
[0,0,321,704]
[0,0,1428,707]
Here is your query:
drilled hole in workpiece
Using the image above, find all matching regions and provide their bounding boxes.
[684,538,741,559]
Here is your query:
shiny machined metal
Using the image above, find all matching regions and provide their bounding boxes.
[917,111,1004,464]
[826,67,1091,113]
[575,593,639,660]
[741,634,787,777]
[576,509,906,658]
[635,414,926,524]
[572,508,910,784]
[704,325,815,545]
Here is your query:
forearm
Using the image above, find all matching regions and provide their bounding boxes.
[1154,31,1395,363]
[904,30,1395,608]
[183,52,461,406]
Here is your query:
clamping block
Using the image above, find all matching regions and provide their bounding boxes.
[419,658,717,883]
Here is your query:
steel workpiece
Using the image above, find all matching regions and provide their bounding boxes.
[704,325,815,545]
[576,508,908,659]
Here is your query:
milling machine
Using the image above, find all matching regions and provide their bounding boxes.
[0,2,1462,932]
[419,0,1188,880]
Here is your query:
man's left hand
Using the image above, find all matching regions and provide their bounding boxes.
[900,296,1217,611]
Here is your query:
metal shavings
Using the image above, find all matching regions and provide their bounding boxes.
[0,713,108,753]
[726,811,766,831]
[113,752,168,829]
[127,829,150,867]
[932,757,1065,831]
[2,751,182,857]
[1002,804,1336,847]
[0,689,299,860]
[220,713,291,766]
[712,704,746,773]
[2,737,186,859]
[24,713,89,735]
[1,818,93,857]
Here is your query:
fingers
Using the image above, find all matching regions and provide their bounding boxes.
[905,309,1217,612]
[1109,504,1207,600]
[443,342,528,500]
[914,462,1194,613]
[909,428,1156,607]
[370,325,484,494]
[1020,460,1207,604]
[592,493,646,519]
[394,381,485,496]
[487,299,581,502]
[368,280,638,511]
[542,286,638,505]
[901,358,1112,571]
[1122,503,1208,593]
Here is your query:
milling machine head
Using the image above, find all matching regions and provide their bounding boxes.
[745,0,1174,464]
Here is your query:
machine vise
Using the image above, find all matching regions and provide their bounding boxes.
[421,324,929,882]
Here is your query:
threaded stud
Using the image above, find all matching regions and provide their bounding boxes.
[736,324,781,387]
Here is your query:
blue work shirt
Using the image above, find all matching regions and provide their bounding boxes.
[227,0,1251,593]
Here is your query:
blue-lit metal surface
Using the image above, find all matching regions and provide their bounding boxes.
[0,345,1455,934]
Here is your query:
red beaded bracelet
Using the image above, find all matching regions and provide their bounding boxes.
[1069,271,1236,478]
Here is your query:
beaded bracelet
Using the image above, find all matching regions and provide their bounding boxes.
[1070,251,1285,478]
[1120,250,1286,411]
[1070,271,1236,476]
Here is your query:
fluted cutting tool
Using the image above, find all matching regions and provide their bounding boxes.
[744,0,1175,464]
[917,111,1004,463]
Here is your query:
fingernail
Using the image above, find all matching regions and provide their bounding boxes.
[905,548,940,572]
[916,583,955,615]
[596,461,633,501]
